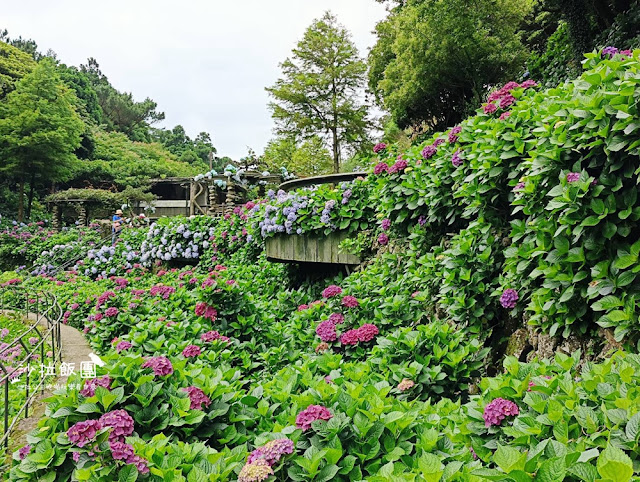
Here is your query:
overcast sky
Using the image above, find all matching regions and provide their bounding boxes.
[3,0,388,160]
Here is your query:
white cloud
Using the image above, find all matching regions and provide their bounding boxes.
[3,0,387,159]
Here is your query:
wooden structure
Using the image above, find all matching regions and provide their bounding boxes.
[279,172,367,192]
[145,172,280,219]
[48,198,106,230]
[265,231,360,265]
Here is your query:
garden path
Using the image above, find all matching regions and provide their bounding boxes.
[5,313,93,456]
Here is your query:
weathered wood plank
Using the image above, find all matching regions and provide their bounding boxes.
[265,232,360,265]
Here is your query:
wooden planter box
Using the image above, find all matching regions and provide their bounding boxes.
[265,231,360,265]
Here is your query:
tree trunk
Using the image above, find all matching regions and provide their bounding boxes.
[26,171,36,220]
[17,177,24,223]
[331,128,339,173]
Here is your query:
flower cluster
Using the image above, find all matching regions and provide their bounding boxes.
[195,302,217,321]
[374,162,390,175]
[448,125,462,144]
[601,46,633,58]
[483,80,537,115]
[483,398,519,427]
[238,459,274,482]
[340,323,379,345]
[295,405,333,431]
[316,320,337,342]
[397,378,415,392]
[247,438,294,466]
[182,345,201,358]
[373,142,387,153]
[321,285,342,298]
[109,441,149,474]
[80,375,112,398]
[500,289,519,309]
[99,409,135,441]
[67,419,102,447]
[141,356,174,377]
[201,330,229,343]
[341,295,359,308]
[115,341,132,353]
[422,144,437,159]
[451,150,463,168]
[566,172,580,183]
[182,386,212,410]
[104,307,119,318]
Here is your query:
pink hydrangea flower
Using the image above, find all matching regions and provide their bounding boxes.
[295,405,333,431]
[99,410,135,441]
[381,218,391,231]
[115,341,132,353]
[141,356,173,377]
[182,386,212,410]
[378,233,389,245]
[566,172,580,183]
[322,285,342,298]
[483,398,519,427]
[18,445,31,460]
[373,142,387,153]
[182,345,201,358]
[80,375,111,398]
[357,323,379,342]
[340,329,360,346]
[201,330,229,343]
[373,162,389,175]
[341,296,359,308]
[67,419,102,447]
[297,304,309,311]
[247,438,294,466]
[316,321,337,342]
[104,307,119,318]
[329,313,344,324]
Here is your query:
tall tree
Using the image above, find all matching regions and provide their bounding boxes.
[369,0,532,130]
[266,11,370,173]
[0,41,36,99]
[0,59,83,221]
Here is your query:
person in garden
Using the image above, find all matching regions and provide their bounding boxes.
[112,209,123,245]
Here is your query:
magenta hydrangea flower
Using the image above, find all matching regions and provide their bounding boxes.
[373,142,387,153]
[513,181,525,192]
[422,145,437,159]
[182,344,201,358]
[17,445,31,460]
[340,329,360,346]
[499,111,512,120]
[247,438,294,466]
[109,440,135,461]
[390,159,408,172]
[329,313,344,324]
[499,94,516,109]
[316,320,337,342]
[99,410,135,441]
[201,330,229,343]
[238,460,274,482]
[566,172,580,183]
[104,307,119,318]
[451,150,463,167]
[448,126,462,143]
[322,285,342,298]
[72,451,80,462]
[80,375,111,398]
[357,323,379,342]
[115,341,132,353]
[378,233,389,246]
[418,215,427,226]
[67,419,102,447]
[341,296,359,308]
[297,304,309,311]
[483,103,497,114]
[141,356,174,377]
[500,289,519,309]
[381,218,391,231]
[295,405,333,431]
[483,398,519,427]
[373,162,389,175]
[182,386,212,410]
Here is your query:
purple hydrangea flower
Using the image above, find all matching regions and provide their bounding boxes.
[141,356,173,377]
[566,172,580,183]
[378,233,389,246]
[483,398,519,427]
[67,420,102,447]
[602,46,619,57]
[99,410,135,442]
[18,445,31,460]
[422,145,437,159]
[381,219,391,231]
[373,142,387,153]
[451,150,463,167]
[500,289,519,309]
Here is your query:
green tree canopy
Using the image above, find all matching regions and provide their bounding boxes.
[262,135,332,177]
[266,11,370,173]
[368,0,532,130]
[0,41,36,99]
[0,59,84,220]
